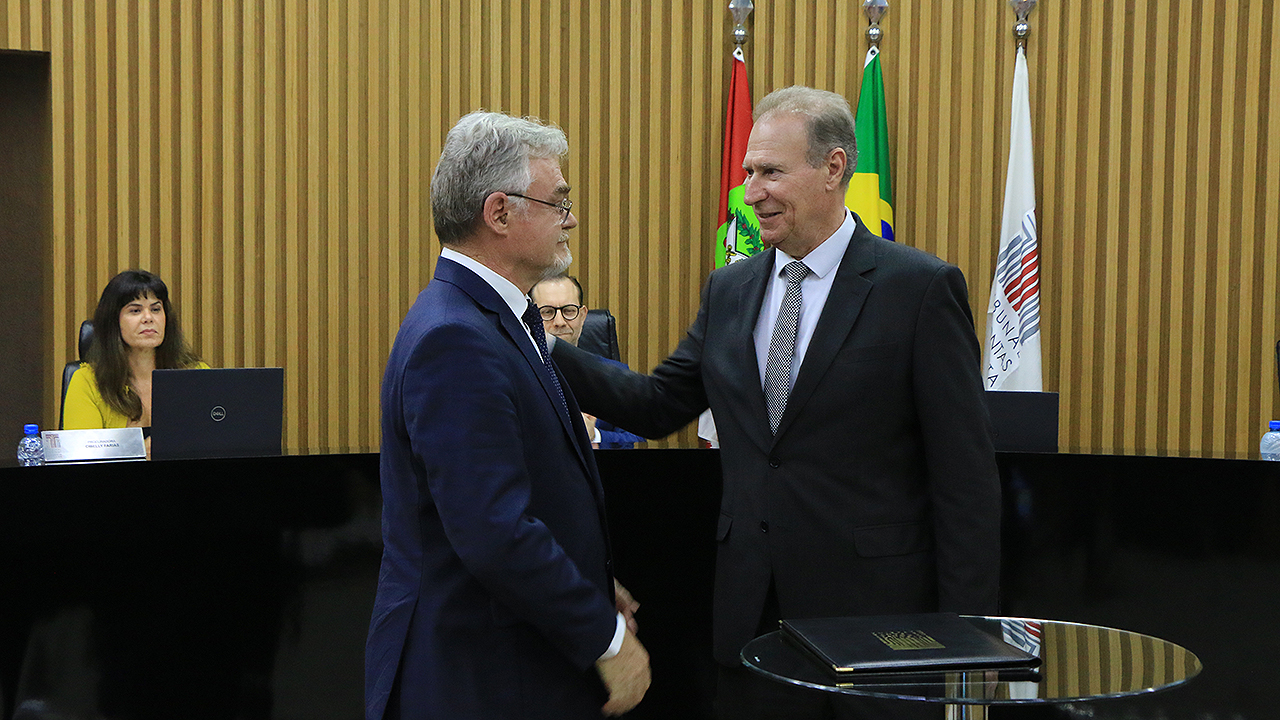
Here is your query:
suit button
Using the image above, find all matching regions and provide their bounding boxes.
[768,457,780,468]
[760,521,769,533]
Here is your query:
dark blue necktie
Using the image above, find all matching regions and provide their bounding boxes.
[522,300,570,417]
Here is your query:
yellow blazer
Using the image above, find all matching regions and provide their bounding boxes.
[63,362,210,429]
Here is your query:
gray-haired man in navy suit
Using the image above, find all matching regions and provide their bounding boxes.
[366,111,649,720]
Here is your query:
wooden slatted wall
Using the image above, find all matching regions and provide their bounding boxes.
[4,0,1277,457]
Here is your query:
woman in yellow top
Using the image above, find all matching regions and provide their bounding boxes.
[63,269,206,432]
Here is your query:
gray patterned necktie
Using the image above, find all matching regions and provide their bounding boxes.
[764,261,811,434]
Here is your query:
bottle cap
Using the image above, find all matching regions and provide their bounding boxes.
[1271,420,1280,431]
[23,424,39,435]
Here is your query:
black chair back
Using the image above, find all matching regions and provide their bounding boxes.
[579,309,621,361]
[59,320,94,429]
[79,319,94,359]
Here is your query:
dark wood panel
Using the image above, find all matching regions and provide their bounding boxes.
[0,51,51,464]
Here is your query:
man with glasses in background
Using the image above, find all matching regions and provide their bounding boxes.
[533,273,645,449]
[366,111,649,720]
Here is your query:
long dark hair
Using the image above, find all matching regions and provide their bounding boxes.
[87,269,202,422]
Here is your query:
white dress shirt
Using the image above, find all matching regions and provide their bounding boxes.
[753,210,856,390]
[440,247,543,357]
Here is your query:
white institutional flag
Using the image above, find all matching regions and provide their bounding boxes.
[984,46,1042,392]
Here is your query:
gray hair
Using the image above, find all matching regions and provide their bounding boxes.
[754,86,858,187]
[430,111,569,245]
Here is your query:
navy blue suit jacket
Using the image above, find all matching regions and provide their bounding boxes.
[596,419,644,448]
[365,257,617,720]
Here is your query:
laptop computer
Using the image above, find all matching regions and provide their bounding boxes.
[150,367,284,460]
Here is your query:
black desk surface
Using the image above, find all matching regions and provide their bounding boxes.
[1,450,1277,720]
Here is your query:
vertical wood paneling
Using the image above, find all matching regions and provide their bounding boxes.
[282,0,302,451]
[1131,0,1152,453]
[1188,3,1213,454]
[10,0,1279,457]
[1099,3,1123,452]
[5,0,21,48]
[1232,1,1261,459]
[1264,1,1280,456]
[1041,623,1197,697]
[136,2,153,272]
[262,0,281,437]
[68,0,87,333]
[48,0,67,394]
[324,0,341,449]
[1142,1,1168,453]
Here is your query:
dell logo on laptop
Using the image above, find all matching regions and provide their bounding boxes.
[210,406,227,422]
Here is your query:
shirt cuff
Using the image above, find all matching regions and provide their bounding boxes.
[598,612,626,661]
[592,426,602,444]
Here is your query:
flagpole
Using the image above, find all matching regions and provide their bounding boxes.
[863,0,887,48]
[729,0,753,46]
[703,0,757,446]
[1010,0,1037,49]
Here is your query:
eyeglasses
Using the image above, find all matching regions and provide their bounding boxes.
[507,192,573,224]
[538,304,583,322]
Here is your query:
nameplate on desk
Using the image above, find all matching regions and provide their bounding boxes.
[41,428,147,463]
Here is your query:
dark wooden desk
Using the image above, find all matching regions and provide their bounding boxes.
[1,451,1276,719]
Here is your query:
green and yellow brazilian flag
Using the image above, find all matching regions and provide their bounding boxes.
[845,46,894,241]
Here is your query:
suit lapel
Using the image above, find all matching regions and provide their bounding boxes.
[558,375,608,506]
[726,251,777,452]
[435,259,594,475]
[497,306,597,476]
[771,219,879,443]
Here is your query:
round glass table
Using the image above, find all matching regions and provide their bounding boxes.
[741,616,1202,720]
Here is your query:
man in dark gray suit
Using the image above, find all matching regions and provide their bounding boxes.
[552,86,1001,719]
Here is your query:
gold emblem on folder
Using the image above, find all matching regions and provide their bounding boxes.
[873,630,945,651]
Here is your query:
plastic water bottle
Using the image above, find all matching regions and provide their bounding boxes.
[17,424,45,466]
[1262,421,1280,461]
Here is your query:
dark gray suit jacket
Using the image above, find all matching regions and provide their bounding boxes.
[554,216,1001,665]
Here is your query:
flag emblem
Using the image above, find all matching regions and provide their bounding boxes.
[984,46,1043,392]
[846,46,894,241]
[717,46,760,266]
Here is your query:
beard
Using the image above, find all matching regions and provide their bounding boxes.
[541,232,573,279]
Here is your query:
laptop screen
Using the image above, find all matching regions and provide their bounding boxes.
[150,368,285,460]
